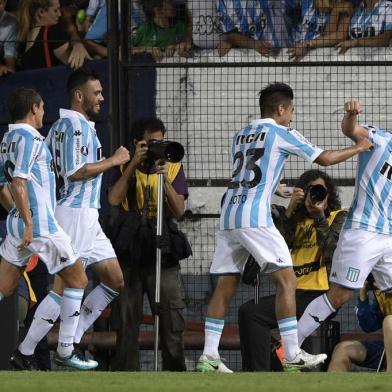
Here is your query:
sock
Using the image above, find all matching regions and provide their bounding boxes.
[57,287,84,358]
[297,293,336,347]
[19,291,62,356]
[278,316,300,361]
[0,290,4,302]
[202,317,224,359]
[74,283,119,344]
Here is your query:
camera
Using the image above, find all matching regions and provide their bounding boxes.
[304,184,327,203]
[147,140,184,163]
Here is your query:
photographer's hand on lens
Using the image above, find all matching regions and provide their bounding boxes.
[132,141,149,166]
[304,193,327,219]
[155,159,169,178]
[285,187,305,218]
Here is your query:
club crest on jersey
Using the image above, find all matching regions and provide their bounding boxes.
[81,146,89,156]
[346,267,360,283]
[74,130,82,136]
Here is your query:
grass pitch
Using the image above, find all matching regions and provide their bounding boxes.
[0,372,391,392]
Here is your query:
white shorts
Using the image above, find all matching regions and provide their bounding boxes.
[209,226,292,275]
[330,228,392,291]
[55,205,117,268]
[0,228,78,274]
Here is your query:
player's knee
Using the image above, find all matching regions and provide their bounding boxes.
[328,285,353,309]
[108,275,124,292]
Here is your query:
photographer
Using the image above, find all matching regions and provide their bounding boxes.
[328,276,392,372]
[239,169,346,371]
[107,117,188,371]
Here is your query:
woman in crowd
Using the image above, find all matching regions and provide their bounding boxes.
[18,0,90,70]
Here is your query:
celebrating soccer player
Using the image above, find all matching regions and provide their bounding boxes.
[196,83,373,373]
[297,100,392,352]
[0,87,96,370]
[13,68,130,369]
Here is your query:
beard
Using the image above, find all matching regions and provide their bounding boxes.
[84,102,101,120]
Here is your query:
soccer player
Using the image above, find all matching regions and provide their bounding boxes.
[196,83,373,373]
[0,87,97,370]
[296,100,392,354]
[15,68,130,366]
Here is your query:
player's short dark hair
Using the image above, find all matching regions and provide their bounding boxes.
[131,117,166,141]
[7,87,42,122]
[66,67,101,95]
[258,83,294,116]
[296,169,342,212]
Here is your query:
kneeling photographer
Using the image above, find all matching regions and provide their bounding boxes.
[107,118,190,371]
[239,169,346,371]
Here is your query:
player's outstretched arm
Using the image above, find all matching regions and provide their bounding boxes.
[10,177,33,250]
[341,100,369,142]
[69,146,130,181]
[315,137,373,166]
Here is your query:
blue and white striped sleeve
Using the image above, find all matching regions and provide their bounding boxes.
[13,133,39,180]
[384,2,392,31]
[217,0,236,33]
[63,120,90,177]
[278,128,323,162]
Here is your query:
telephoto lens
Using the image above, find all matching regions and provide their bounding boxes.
[307,184,327,203]
[147,140,184,163]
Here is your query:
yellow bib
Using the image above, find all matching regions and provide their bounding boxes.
[121,162,182,218]
[375,291,392,317]
[292,210,342,291]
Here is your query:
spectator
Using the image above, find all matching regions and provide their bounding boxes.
[187,0,229,54]
[108,117,189,371]
[238,169,346,371]
[131,0,192,61]
[0,0,18,76]
[84,1,145,58]
[328,277,392,372]
[288,0,353,61]
[17,0,90,70]
[217,0,292,57]
[336,0,392,54]
[85,0,105,30]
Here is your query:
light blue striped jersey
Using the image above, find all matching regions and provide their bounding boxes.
[0,123,58,238]
[220,118,323,230]
[344,125,392,235]
[295,0,331,42]
[217,0,291,48]
[45,109,103,209]
[349,0,392,39]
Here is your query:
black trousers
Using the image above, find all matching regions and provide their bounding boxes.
[238,290,325,371]
[111,263,186,371]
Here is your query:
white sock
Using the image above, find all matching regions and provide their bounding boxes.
[57,288,84,358]
[202,317,224,359]
[19,291,62,356]
[0,290,4,302]
[278,316,300,361]
[297,293,336,347]
[74,283,119,344]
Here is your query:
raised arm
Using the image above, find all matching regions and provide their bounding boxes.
[341,100,369,142]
